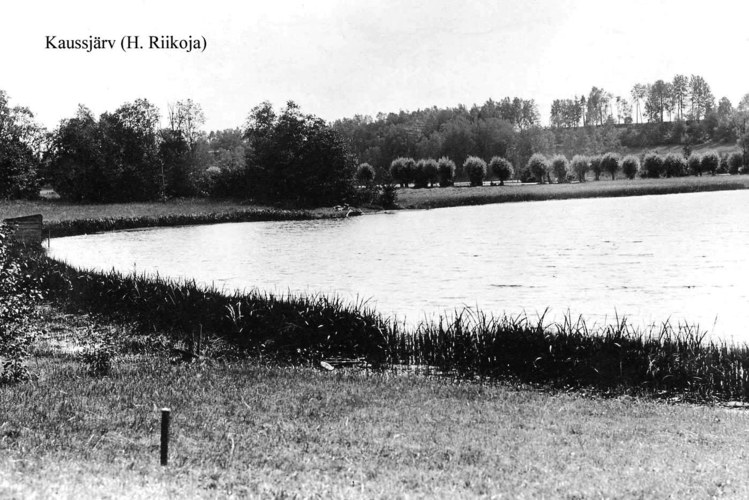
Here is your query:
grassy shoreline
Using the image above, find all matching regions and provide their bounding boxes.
[26,252,749,403]
[3,307,749,498]
[2,176,747,238]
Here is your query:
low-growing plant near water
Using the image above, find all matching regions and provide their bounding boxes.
[22,249,749,402]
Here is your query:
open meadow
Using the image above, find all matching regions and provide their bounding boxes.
[2,309,749,499]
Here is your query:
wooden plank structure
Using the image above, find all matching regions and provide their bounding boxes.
[2,214,43,245]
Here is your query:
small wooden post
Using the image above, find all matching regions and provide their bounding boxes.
[160,408,171,466]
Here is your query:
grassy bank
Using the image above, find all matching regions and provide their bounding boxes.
[397,175,749,209]
[1,198,352,238]
[2,308,749,498]
[27,252,749,402]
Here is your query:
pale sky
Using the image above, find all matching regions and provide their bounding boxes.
[3,0,749,132]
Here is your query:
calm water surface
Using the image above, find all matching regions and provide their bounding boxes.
[49,190,749,340]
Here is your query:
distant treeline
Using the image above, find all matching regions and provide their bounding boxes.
[1,74,748,204]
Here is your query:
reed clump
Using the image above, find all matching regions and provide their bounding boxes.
[26,251,749,402]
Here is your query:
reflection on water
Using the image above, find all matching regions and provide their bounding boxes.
[49,190,749,340]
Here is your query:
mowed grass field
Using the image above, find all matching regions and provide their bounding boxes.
[397,175,749,209]
[3,310,749,499]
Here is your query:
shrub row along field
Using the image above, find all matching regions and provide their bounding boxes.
[396,175,749,209]
[386,148,749,189]
[18,244,749,403]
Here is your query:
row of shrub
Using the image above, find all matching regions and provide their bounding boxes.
[10,243,749,401]
[379,149,748,187]
[384,156,514,188]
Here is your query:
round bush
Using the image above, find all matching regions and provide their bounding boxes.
[687,153,703,176]
[728,151,743,175]
[489,156,514,185]
[700,151,720,175]
[437,157,456,187]
[463,156,487,187]
[355,163,375,185]
[622,155,642,179]
[601,152,620,180]
[414,159,439,188]
[389,157,416,187]
[640,153,662,178]
[570,155,589,182]
[526,154,549,184]
[549,155,569,183]
[663,153,686,178]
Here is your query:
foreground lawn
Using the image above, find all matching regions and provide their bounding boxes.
[398,175,749,209]
[3,311,749,498]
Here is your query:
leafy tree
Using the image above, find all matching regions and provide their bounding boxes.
[570,155,589,182]
[630,84,647,124]
[244,101,356,206]
[489,156,513,185]
[663,153,686,177]
[600,152,620,180]
[640,153,662,178]
[700,150,720,175]
[356,163,376,185]
[728,151,743,175]
[463,156,487,187]
[414,158,438,188]
[389,157,416,187]
[48,106,105,201]
[0,91,41,199]
[437,157,456,187]
[672,75,689,121]
[689,75,714,121]
[550,155,569,183]
[98,98,162,201]
[527,154,549,184]
[687,152,703,176]
[590,155,603,180]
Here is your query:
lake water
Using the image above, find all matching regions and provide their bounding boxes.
[48,190,749,341]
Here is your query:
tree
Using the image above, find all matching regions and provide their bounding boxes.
[98,98,162,201]
[728,151,743,174]
[356,163,375,185]
[621,155,641,179]
[640,153,662,178]
[244,101,357,206]
[570,155,589,182]
[663,153,686,178]
[489,156,513,185]
[0,90,41,199]
[49,105,105,201]
[414,158,438,188]
[672,74,688,121]
[550,155,569,183]
[437,157,456,187]
[463,156,487,187]
[700,150,720,175]
[689,75,714,121]
[600,152,620,180]
[687,152,703,176]
[527,154,549,184]
[644,80,671,123]
[590,155,603,180]
[389,157,416,187]
[167,99,206,149]
[630,84,647,124]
